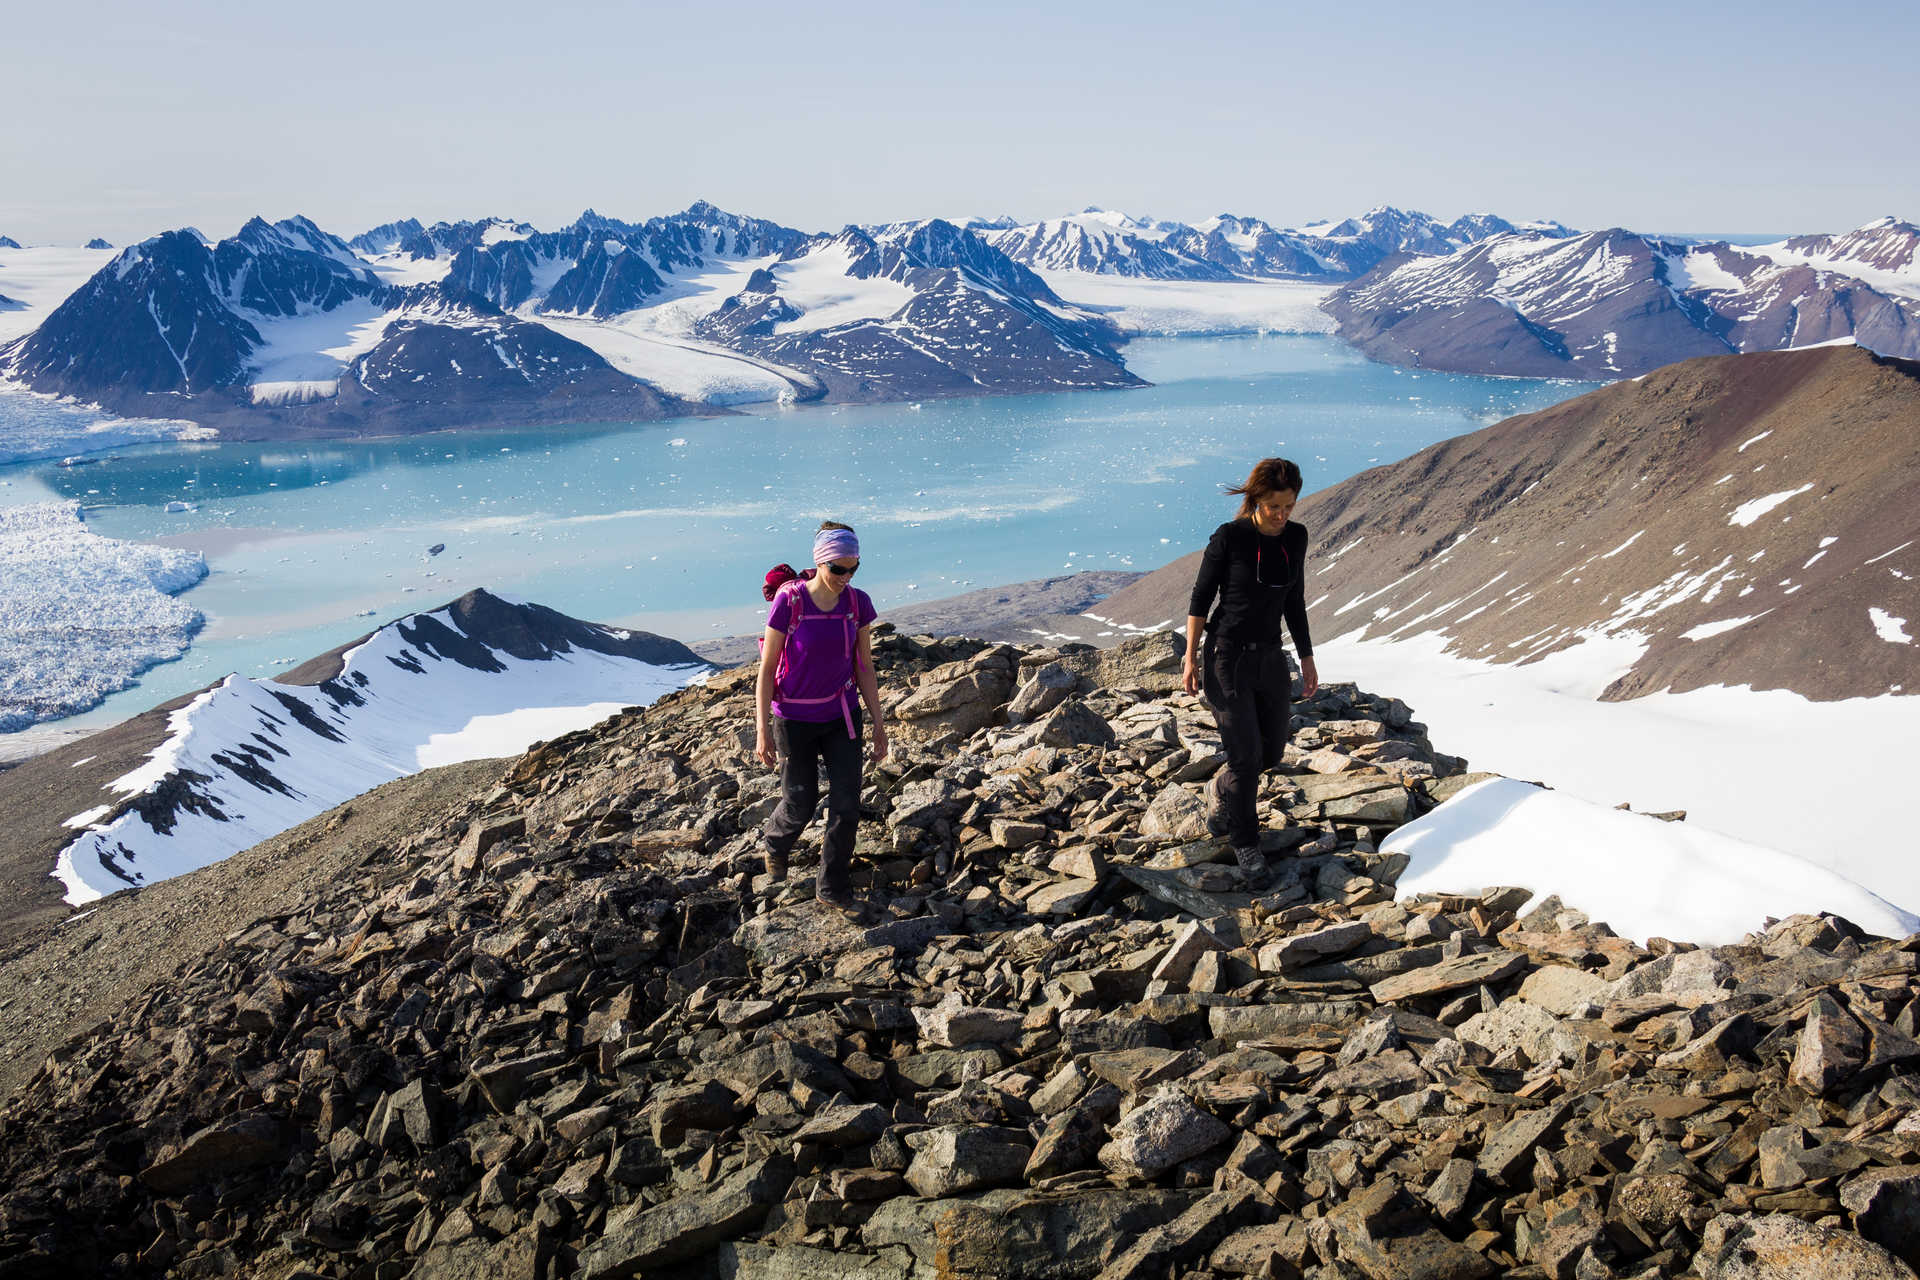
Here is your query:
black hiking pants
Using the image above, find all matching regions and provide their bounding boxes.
[764,712,863,895]
[1203,637,1293,851]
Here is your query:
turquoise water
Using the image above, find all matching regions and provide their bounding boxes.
[0,335,1585,740]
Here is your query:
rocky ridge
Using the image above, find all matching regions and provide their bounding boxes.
[1079,345,1920,702]
[3,630,1919,1280]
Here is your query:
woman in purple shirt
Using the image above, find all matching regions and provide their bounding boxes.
[755,521,889,913]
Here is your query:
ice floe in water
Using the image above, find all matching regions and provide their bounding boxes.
[0,502,208,732]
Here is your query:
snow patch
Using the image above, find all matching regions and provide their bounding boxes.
[1870,608,1913,644]
[1680,613,1768,641]
[1728,484,1813,527]
[1387,778,1917,945]
[1323,628,1920,912]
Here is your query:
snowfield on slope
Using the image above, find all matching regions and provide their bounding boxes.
[54,601,706,904]
[1322,628,1920,916]
[1386,777,1918,946]
[0,503,208,732]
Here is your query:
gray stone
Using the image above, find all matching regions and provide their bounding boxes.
[1026,1106,1107,1181]
[1150,920,1227,989]
[1656,1011,1758,1072]
[1662,949,1734,994]
[578,1155,794,1279]
[1842,1166,1920,1270]
[903,1124,1035,1197]
[1517,965,1612,1017]
[1370,950,1530,1003]
[1208,1000,1370,1042]
[649,1080,739,1149]
[1322,787,1412,825]
[893,654,1016,745]
[1792,993,1867,1096]
[1319,1049,1429,1101]
[411,1226,543,1280]
[1458,999,1582,1066]
[1035,698,1117,749]
[1426,1157,1476,1222]
[1007,662,1080,724]
[1322,1176,1494,1280]
[1258,920,1374,972]
[792,1102,889,1147]
[863,1187,1197,1280]
[1477,1099,1572,1186]
[1695,1212,1917,1279]
[390,1077,446,1149]
[472,1049,567,1112]
[456,815,526,873]
[1095,1180,1267,1280]
[719,1242,915,1280]
[1029,877,1102,915]
[914,993,1023,1047]
[1141,783,1210,841]
[1098,1090,1233,1179]
[140,1112,283,1194]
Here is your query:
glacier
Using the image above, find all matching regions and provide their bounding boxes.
[0,502,209,732]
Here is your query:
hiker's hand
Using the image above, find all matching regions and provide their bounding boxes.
[1300,656,1319,700]
[755,731,778,768]
[870,724,890,764]
[1182,652,1200,696]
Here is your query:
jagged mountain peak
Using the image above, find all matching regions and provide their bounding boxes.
[229,214,365,267]
[347,217,426,255]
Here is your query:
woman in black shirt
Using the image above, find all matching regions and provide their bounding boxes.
[1183,457,1320,886]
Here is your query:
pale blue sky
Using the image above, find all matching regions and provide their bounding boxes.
[4,0,1914,246]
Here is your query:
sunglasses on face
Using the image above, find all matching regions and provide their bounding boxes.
[825,562,859,576]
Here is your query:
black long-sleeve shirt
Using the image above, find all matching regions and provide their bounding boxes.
[1188,518,1313,656]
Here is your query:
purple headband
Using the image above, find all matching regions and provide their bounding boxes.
[814,527,860,565]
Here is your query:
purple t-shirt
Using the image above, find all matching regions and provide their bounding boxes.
[767,583,876,721]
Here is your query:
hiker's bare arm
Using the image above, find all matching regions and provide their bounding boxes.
[856,625,887,763]
[1182,615,1205,695]
[755,627,785,767]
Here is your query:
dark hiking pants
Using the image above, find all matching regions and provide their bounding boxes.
[1203,637,1293,851]
[764,713,863,896]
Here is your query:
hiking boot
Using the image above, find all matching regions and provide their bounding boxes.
[763,843,789,883]
[1205,772,1230,838]
[1233,844,1270,890]
[816,887,865,919]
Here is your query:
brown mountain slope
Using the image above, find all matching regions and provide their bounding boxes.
[1095,345,1920,700]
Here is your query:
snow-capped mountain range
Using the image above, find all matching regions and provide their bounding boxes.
[1326,216,1920,378]
[0,202,1560,435]
[977,205,1574,282]
[0,203,1148,434]
[41,589,706,905]
[5,204,1917,433]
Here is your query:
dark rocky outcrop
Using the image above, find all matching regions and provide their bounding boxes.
[1,629,1916,1279]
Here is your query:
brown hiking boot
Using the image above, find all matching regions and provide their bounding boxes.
[763,843,788,883]
[1205,771,1230,838]
[816,887,866,920]
[1233,843,1270,890]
